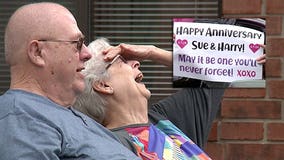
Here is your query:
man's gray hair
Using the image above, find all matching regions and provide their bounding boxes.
[73,38,111,124]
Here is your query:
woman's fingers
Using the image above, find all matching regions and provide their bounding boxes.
[256,54,266,64]
[103,45,122,61]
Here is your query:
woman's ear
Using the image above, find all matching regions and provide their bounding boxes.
[92,81,114,95]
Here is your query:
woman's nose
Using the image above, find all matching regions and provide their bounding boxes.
[129,60,140,68]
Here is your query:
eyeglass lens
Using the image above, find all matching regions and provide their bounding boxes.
[77,38,84,51]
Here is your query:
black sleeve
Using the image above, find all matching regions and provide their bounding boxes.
[149,87,226,148]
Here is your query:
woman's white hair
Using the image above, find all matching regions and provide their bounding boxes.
[73,38,111,124]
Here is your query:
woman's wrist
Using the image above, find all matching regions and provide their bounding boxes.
[149,46,172,66]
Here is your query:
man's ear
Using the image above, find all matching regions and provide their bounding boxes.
[92,81,114,95]
[27,40,45,66]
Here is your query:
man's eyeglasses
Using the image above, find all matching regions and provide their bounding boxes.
[105,55,127,70]
[38,37,85,51]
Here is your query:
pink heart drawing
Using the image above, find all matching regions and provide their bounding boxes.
[249,43,260,53]
[177,39,188,49]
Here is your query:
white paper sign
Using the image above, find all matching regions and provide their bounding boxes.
[173,19,265,82]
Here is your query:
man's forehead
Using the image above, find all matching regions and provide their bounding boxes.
[49,12,83,39]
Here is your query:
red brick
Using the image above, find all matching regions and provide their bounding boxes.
[221,100,281,119]
[222,0,262,14]
[265,58,282,77]
[224,88,265,98]
[205,142,225,160]
[221,122,263,140]
[266,16,282,35]
[226,143,284,160]
[267,38,284,57]
[268,80,284,99]
[208,121,218,141]
[267,123,284,141]
[266,0,284,14]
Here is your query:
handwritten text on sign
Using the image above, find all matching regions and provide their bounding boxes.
[173,21,265,82]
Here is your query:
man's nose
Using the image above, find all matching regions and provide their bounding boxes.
[80,44,92,62]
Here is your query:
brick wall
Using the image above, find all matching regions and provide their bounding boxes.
[205,0,284,159]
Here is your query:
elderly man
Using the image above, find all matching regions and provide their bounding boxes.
[0,2,140,160]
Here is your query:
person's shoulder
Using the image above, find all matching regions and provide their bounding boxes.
[0,89,45,104]
[0,89,65,120]
[0,90,19,118]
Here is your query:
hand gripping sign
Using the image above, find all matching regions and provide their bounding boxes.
[173,18,265,82]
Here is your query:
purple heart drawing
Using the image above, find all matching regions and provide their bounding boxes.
[177,39,188,49]
[249,43,260,53]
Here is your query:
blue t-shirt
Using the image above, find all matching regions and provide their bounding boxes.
[0,89,141,160]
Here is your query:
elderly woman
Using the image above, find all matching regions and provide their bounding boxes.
[75,38,266,160]
[74,38,233,160]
